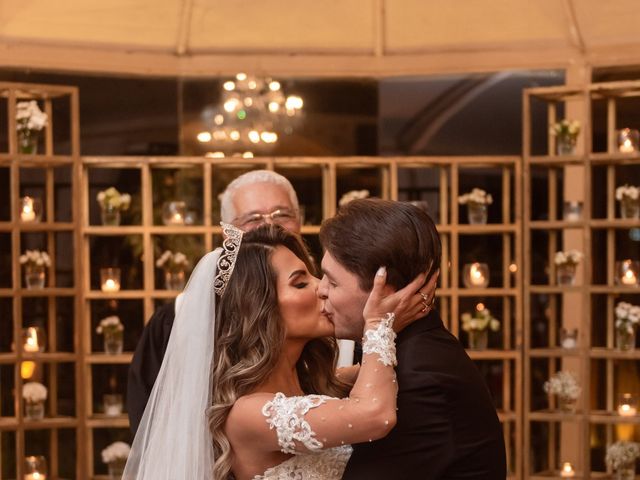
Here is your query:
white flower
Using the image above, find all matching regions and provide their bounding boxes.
[615,301,640,333]
[16,101,48,132]
[339,189,370,207]
[605,441,640,470]
[543,371,581,400]
[101,441,131,464]
[550,119,580,139]
[22,382,48,403]
[96,316,123,335]
[19,249,51,268]
[554,249,583,266]
[156,250,189,271]
[616,184,640,201]
[97,187,131,211]
[458,188,493,206]
[461,307,500,332]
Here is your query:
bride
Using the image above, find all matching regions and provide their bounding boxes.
[123,223,429,479]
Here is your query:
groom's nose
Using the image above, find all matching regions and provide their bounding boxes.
[317,275,329,299]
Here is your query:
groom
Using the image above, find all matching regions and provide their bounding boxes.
[318,198,506,479]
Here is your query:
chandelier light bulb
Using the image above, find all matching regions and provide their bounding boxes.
[268,102,280,113]
[269,81,281,91]
[236,73,247,81]
[214,114,224,126]
[224,98,239,113]
[242,151,254,158]
[223,81,235,91]
[285,95,303,110]
[205,151,225,158]
[248,80,257,90]
[230,130,240,141]
[244,97,253,107]
[197,131,212,143]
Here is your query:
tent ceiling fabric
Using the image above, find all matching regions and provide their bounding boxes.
[0,0,639,77]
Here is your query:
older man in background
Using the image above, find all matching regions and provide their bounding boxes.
[127,170,317,433]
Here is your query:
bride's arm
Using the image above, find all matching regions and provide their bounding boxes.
[226,268,426,454]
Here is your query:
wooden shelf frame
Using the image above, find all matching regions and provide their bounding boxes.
[523,79,640,479]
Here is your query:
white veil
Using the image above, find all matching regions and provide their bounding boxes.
[123,248,221,479]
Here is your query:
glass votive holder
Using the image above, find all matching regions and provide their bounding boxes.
[462,262,490,288]
[562,201,583,222]
[617,393,638,417]
[618,128,639,153]
[559,461,575,477]
[162,201,186,226]
[615,260,639,286]
[22,327,46,353]
[20,196,43,223]
[100,268,121,293]
[560,328,578,349]
[103,393,123,416]
[24,455,48,479]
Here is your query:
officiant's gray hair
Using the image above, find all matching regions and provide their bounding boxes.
[220,170,299,223]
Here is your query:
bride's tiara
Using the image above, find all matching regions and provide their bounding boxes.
[214,222,244,296]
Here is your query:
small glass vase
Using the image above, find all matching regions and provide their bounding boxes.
[17,128,39,154]
[614,463,636,480]
[558,395,577,414]
[620,198,640,220]
[101,205,122,226]
[556,263,577,286]
[103,394,123,416]
[467,203,488,225]
[556,136,576,155]
[468,329,488,350]
[164,269,186,291]
[616,327,636,351]
[103,330,124,355]
[108,459,126,480]
[25,400,45,420]
[24,264,46,289]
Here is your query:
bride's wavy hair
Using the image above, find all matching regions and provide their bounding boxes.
[209,225,349,479]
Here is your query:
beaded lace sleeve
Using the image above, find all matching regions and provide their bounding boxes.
[361,313,396,366]
[262,393,329,454]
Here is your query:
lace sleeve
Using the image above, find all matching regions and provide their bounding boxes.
[262,393,329,454]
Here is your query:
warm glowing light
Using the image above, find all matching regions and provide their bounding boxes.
[268,102,280,113]
[269,81,281,91]
[243,97,253,107]
[229,130,240,141]
[196,131,212,143]
[24,327,40,353]
[509,263,518,273]
[622,269,637,285]
[21,361,36,379]
[214,114,224,126]
[242,152,254,158]
[248,130,261,143]
[619,138,635,153]
[205,151,225,158]
[248,80,257,90]
[223,81,235,91]
[261,131,278,143]
[476,303,485,311]
[236,73,247,81]
[21,196,37,222]
[560,462,575,477]
[223,98,239,113]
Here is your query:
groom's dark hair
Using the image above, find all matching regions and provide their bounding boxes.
[320,198,441,291]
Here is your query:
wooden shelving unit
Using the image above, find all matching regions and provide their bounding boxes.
[523,80,640,479]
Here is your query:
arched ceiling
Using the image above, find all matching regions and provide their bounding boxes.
[1,0,639,78]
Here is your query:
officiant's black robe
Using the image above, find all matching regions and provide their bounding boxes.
[127,301,175,434]
[342,310,506,480]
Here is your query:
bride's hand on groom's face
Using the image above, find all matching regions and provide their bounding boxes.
[363,268,438,332]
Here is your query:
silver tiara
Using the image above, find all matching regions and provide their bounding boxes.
[213,223,244,296]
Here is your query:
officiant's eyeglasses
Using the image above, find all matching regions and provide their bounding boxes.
[235,208,299,229]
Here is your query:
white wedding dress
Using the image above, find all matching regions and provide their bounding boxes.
[252,393,353,480]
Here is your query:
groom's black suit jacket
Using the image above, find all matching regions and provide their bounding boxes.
[342,310,506,480]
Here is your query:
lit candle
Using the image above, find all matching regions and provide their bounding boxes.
[20,197,37,222]
[621,269,637,286]
[23,327,40,353]
[101,278,120,292]
[560,462,575,477]
[470,263,486,287]
[25,473,46,480]
[619,138,635,153]
[167,212,184,225]
[618,394,637,417]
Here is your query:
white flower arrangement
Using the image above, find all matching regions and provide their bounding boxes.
[101,441,131,464]
[156,250,189,272]
[615,301,640,334]
[554,249,583,266]
[16,101,48,132]
[96,316,124,335]
[543,371,581,400]
[339,189,370,207]
[615,184,640,202]
[22,382,47,403]
[461,307,500,332]
[458,188,493,206]
[550,119,580,140]
[97,187,131,211]
[605,441,640,470]
[19,250,51,268]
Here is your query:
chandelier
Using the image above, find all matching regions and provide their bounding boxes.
[198,73,303,157]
